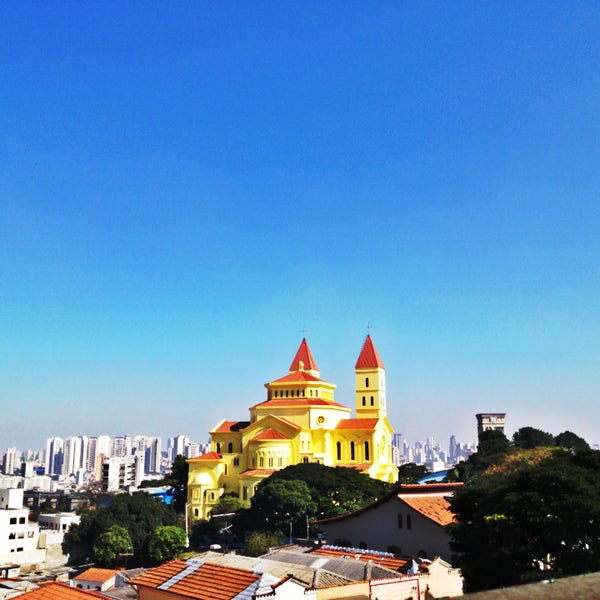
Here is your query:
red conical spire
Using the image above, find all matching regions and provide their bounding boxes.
[289,338,319,372]
[355,335,385,369]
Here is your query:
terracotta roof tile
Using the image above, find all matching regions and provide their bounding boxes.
[187,451,222,462]
[20,582,109,598]
[289,338,319,372]
[399,495,454,526]
[336,418,379,430]
[130,559,261,600]
[252,398,347,410]
[250,428,288,441]
[355,335,384,369]
[213,421,250,433]
[270,371,324,384]
[74,567,118,583]
[239,469,277,477]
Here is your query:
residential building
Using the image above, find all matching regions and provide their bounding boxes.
[1,448,18,476]
[101,455,144,492]
[316,482,462,562]
[187,336,398,520]
[73,567,119,592]
[17,582,110,598]
[45,437,64,476]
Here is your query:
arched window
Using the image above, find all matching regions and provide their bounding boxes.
[364,441,370,461]
[350,441,355,461]
[362,396,366,406]
[370,396,374,406]
[259,456,264,467]
[336,441,341,461]
[365,377,369,387]
[228,442,233,453]
[406,515,412,529]
[216,443,221,453]
[397,514,403,529]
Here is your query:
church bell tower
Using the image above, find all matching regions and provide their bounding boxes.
[355,335,386,420]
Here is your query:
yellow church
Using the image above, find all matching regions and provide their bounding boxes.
[187,335,398,520]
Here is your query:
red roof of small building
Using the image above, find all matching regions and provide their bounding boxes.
[355,335,384,369]
[289,338,319,372]
[19,582,109,599]
[250,428,288,441]
[129,560,261,600]
[187,451,222,462]
[336,418,379,430]
[74,568,118,583]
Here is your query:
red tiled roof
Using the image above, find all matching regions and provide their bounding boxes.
[19,582,109,598]
[74,567,118,583]
[310,546,409,571]
[336,418,379,430]
[270,371,324,384]
[129,560,261,600]
[187,451,222,462]
[399,495,454,526]
[239,469,276,477]
[213,421,250,433]
[250,428,289,441]
[355,335,384,369]
[252,398,348,410]
[289,338,319,372]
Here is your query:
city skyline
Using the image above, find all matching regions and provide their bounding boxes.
[2,4,599,450]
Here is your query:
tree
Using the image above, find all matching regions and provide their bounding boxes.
[555,430,590,453]
[63,491,178,565]
[264,463,391,518]
[398,463,429,484]
[249,479,315,532]
[512,426,554,449]
[164,454,189,513]
[146,525,186,564]
[243,530,282,557]
[210,494,245,516]
[93,525,133,567]
[448,447,600,592]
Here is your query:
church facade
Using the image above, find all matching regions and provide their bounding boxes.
[187,335,397,520]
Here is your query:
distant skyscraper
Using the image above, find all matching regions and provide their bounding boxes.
[45,437,64,476]
[2,448,18,476]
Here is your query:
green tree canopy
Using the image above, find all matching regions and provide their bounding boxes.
[448,447,600,592]
[554,430,590,453]
[146,525,186,564]
[512,426,554,449]
[264,463,391,518]
[63,491,178,566]
[398,463,429,484]
[250,479,315,532]
[243,530,282,557]
[92,525,133,567]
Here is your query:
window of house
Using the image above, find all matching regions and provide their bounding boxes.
[259,457,264,467]
[243,486,248,501]
[350,441,355,461]
[362,396,366,406]
[364,441,370,461]
[9,518,16,525]
[29,531,35,537]
[8,533,15,540]
[397,514,403,529]
[278,457,283,467]
[303,457,309,464]
[233,457,239,466]
[406,515,412,529]
[195,509,199,517]
[228,442,233,453]
[336,441,341,461]
[16,548,23,552]
[365,377,369,387]
[268,457,273,467]
[19,517,25,524]
[216,443,221,453]
[370,396,374,406]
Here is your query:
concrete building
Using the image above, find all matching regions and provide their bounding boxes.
[476,413,506,436]
[101,455,144,492]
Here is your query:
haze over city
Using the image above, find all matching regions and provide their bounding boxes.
[1,3,599,452]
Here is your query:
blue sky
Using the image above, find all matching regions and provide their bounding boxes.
[1,2,599,452]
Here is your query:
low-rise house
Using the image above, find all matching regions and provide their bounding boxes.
[73,568,119,592]
[317,483,461,562]
[38,513,80,533]
[129,559,290,600]
[16,581,109,598]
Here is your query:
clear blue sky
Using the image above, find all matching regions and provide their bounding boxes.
[1,2,599,452]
